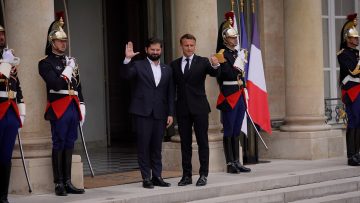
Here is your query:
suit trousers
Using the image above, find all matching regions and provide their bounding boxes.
[0,108,20,165]
[177,113,209,177]
[134,114,166,179]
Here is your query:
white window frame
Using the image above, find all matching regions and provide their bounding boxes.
[323,0,359,99]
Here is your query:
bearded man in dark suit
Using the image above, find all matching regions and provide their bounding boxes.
[122,38,174,189]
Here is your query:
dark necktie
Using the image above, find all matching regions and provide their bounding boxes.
[184,58,190,74]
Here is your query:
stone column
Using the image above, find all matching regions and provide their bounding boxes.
[5,0,83,194]
[172,0,222,136]
[258,0,343,159]
[162,0,230,173]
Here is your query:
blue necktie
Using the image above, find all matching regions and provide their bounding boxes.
[184,58,190,74]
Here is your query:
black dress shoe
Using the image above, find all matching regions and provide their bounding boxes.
[178,176,192,186]
[227,163,240,174]
[64,180,85,194]
[152,177,171,187]
[142,178,154,189]
[234,161,251,172]
[55,183,67,196]
[0,199,9,203]
[348,157,360,166]
[196,175,207,186]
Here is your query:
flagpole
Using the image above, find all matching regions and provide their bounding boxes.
[236,0,241,39]
[252,0,255,13]
[240,0,244,13]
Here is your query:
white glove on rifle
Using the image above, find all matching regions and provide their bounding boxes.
[233,49,248,72]
[0,62,11,78]
[2,49,20,66]
[18,103,26,126]
[62,56,75,79]
[80,104,86,126]
[66,56,76,68]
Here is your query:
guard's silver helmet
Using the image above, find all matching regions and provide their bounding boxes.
[48,17,67,42]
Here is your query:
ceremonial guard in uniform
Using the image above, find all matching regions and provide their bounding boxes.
[338,13,360,166]
[0,25,25,203]
[38,17,85,195]
[216,25,251,174]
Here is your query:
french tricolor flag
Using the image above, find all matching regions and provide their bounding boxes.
[247,12,272,134]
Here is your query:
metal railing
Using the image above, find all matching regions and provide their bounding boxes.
[324,98,347,125]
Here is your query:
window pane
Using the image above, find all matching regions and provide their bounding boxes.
[322,0,328,15]
[335,18,347,67]
[324,70,331,98]
[336,70,341,98]
[323,18,329,68]
[335,0,355,16]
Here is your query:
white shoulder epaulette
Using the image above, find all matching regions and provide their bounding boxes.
[38,55,48,61]
[336,49,344,56]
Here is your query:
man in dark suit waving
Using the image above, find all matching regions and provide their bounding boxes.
[171,34,219,186]
[122,38,174,189]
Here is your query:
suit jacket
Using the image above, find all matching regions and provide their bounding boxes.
[171,54,218,116]
[121,59,174,120]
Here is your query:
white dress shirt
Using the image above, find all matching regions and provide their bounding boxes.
[147,58,161,86]
[123,57,162,87]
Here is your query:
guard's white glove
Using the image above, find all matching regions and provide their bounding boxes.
[62,56,75,79]
[0,62,11,78]
[358,60,360,66]
[243,88,249,108]
[2,49,14,63]
[17,103,26,126]
[233,49,248,72]
[20,115,25,126]
[66,56,76,68]
[62,66,73,79]
[2,49,20,66]
[80,104,86,126]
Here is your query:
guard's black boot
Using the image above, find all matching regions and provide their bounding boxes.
[52,150,67,196]
[63,149,85,194]
[223,137,240,174]
[346,128,360,166]
[355,128,360,162]
[232,136,251,172]
[348,156,360,166]
[0,164,11,203]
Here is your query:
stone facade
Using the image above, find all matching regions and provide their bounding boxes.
[5,0,344,194]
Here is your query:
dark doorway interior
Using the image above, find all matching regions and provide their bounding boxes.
[105,0,148,144]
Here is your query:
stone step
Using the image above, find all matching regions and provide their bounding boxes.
[291,190,360,203]
[68,165,360,203]
[188,177,360,203]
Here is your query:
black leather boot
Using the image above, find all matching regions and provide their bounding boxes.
[223,137,240,174]
[52,150,67,196]
[0,164,11,203]
[346,128,360,166]
[232,136,251,172]
[63,149,85,194]
[354,128,360,161]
